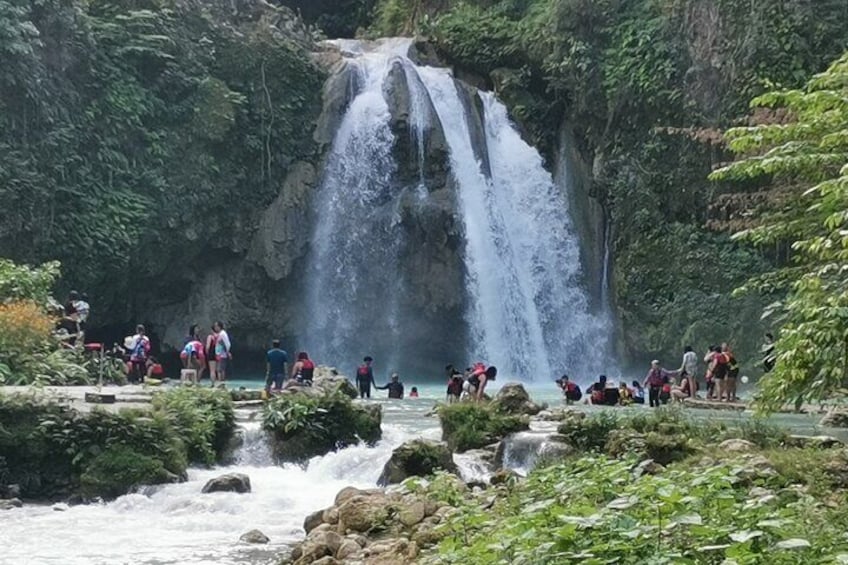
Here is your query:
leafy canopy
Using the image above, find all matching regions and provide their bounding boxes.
[710,53,848,411]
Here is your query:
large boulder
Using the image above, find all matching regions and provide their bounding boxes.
[201,473,251,494]
[337,493,392,533]
[491,383,543,416]
[719,439,757,453]
[377,440,458,486]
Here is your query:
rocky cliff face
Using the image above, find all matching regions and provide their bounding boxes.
[149,41,469,367]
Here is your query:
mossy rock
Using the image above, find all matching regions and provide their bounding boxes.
[438,402,529,452]
[377,439,457,486]
[263,392,382,462]
[79,446,177,500]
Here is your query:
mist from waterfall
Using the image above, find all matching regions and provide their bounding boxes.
[304,39,613,380]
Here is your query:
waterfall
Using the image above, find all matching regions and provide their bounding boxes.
[304,39,612,380]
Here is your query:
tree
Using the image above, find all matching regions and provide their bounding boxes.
[710,53,848,411]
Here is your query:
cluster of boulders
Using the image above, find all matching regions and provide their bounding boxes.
[287,483,461,565]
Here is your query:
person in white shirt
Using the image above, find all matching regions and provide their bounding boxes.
[213,321,232,382]
[679,345,698,398]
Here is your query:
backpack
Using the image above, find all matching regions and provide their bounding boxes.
[357,364,370,378]
[133,337,148,361]
[726,354,740,379]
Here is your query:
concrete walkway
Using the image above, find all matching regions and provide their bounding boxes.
[0,385,155,413]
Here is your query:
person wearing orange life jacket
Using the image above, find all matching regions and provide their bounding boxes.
[355,356,376,398]
[467,363,496,401]
[644,360,677,408]
[291,351,315,386]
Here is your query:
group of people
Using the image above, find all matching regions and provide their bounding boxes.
[114,322,232,385]
[556,340,751,409]
[444,363,497,402]
[353,357,408,399]
[263,342,316,391]
[55,290,91,347]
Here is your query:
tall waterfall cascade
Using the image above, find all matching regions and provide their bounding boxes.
[304,38,613,380]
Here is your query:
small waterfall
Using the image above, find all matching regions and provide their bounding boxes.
[234,421,273,467]
[497,431,572,476]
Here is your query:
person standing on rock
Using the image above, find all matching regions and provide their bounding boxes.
[205,328,218,383]
[356,356,377,399]
[128,324,151,384]
[265,340,288,393]
[213,321,232,383]
[377,373,404,399]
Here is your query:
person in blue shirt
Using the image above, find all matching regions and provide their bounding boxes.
[265,340,288,392]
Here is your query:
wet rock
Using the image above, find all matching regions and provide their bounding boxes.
[239,529,270,544]
[492,383,543,416]
[719,439,757,453]
[820,410,848,428]
[52,503,69,512]
[304,508,327,533]
[312,374,359,399]
[338,494,391,532]
[201,473,251,494]
[633,459,665,477]
[378,439,458,486]
[336,539,361,560]
[0,498,22,510]
[347,533,368,547]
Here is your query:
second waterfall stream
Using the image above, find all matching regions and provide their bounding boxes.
[305,38,613,380]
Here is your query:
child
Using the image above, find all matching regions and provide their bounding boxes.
[409,386,419,398]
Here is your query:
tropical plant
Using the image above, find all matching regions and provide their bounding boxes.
[425,455,848,564]
[0,260,60,304]
[711,52,848,411]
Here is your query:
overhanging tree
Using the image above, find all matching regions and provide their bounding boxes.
[710,53,848,412]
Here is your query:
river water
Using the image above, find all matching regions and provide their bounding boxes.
[0,381,837,565]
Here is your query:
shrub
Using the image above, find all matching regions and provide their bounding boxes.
[262,392,382,462]
[438,402,529,452]
[0,259,60,304]
[0,300,54,360]
[79,445,171,500]
[152,387,235,465]
[556,410,621,452]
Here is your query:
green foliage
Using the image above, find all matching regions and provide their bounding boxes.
[438,402,529,452]
[711,53,848,411]
[0,259,60,304]
[0,0,325,319]
[556,410,620,452]
[152,387,235,466]
[0,388,238,499]
[262,392,382,461]
[79,445,170,500]
[425,455,848,564]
